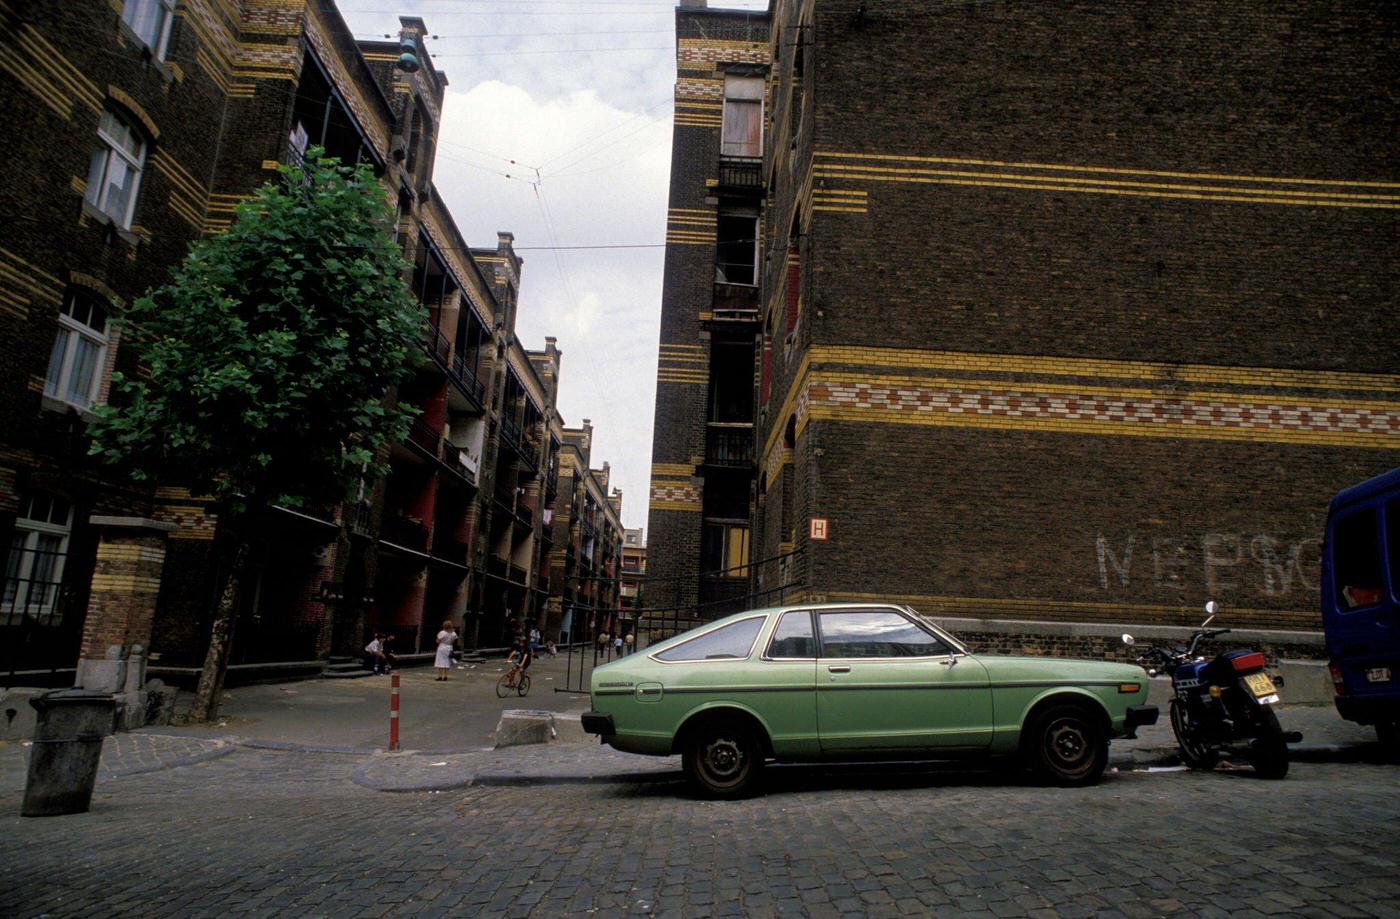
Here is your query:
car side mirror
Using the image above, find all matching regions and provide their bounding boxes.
[1121,634,1135,646]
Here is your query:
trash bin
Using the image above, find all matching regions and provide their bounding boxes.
[21,689,116,817]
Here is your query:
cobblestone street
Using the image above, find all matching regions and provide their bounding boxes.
[2,746,1398,919]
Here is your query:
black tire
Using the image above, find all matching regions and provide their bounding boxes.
[495,674,511,698]
[1025,703,1109,787]
[681,718,764,799]
[1247,708,1290,780]
[517,674,531,697]
[1170,699,1221,771]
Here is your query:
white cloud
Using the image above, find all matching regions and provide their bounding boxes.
[331,3,765,530]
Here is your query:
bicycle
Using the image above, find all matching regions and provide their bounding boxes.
[495,664,531,698]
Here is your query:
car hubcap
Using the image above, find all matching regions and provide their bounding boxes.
[1047,720,1088,768]
[703,738,744,781]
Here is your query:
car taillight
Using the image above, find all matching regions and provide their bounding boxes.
[1229,652,1266,672]
[1329,661,1346,696]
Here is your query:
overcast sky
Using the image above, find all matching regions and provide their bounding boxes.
[333,1,767,534]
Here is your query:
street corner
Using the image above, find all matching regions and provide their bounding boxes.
[0,731,237,796]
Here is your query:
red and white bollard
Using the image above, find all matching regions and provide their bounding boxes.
[389,672,400,751]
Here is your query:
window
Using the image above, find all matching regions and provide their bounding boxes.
[767,610,814,658]
[716,213,759,285]
[1389,502,1400,601]
[653,616,764,662]
[721,75,764,157]
[122,0,176,60]
[1333,509,1383,610]
[818,610,951,658]
[44,290,110,409]
[85,110,146,228]
[3,493,72,616]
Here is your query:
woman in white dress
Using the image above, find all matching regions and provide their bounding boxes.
[434,620,458,681]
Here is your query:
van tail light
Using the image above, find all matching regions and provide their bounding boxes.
[1328,661,1346,696]
[1229,652,1266,672]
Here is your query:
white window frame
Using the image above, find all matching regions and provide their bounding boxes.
[715,212,760,287]
[720,75,764,158]
[44,290,110,410]
[122,0,176,61]
[3,495,72,619]
[86,111,147,229]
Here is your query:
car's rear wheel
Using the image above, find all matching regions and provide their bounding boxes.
[1025,703,1108,786]
[681,718,764,799]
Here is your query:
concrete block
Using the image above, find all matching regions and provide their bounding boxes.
[494,710,556,748]
[1,688,42,741]
[551,712,590,744]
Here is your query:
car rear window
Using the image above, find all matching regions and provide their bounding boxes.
[818,610,950,658]
[653,616,765,662]
[1333,509,1383,610]
[767,611,814,658]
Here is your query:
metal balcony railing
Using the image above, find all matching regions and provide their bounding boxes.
[717,155,763,191]
[705,426,754,467]
[407,418,440,458]
[419,318,451,367]
[380,514,429,551]
[500,414,522,450]
[449,351,487,406]
[439,442,476,486]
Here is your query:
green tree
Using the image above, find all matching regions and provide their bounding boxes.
[90,150,423,721]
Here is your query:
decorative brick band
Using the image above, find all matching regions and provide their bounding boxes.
[806,377,1400,450]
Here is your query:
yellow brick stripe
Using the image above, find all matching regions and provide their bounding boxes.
[815,151,1400,210]
[812,346,1400,395]
[90,574,163,595]
[651,463,694,477]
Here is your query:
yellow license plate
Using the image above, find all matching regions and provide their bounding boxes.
[1243,672,1276,698]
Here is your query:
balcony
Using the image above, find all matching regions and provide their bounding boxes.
[717,155,763,194]
[439,442,477,487]
[705,425,754,468]
[419,318,451,369]
[407,418,441,459]
[448,351,487,411]
[710,281,761,319]
[499,414,522,453]
[380,513,429,552]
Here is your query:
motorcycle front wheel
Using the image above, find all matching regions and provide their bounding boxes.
[1246,707,1290,780]
[1169,699,1221,771]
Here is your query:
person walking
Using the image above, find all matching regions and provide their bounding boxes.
[624,632,635,655]
[434,620,459,681]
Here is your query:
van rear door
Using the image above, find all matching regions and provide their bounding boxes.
[1323,502,1399,695]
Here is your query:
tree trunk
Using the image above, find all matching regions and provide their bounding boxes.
[189,535,251,723]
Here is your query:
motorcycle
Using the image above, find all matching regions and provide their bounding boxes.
[1123,601,1300,779]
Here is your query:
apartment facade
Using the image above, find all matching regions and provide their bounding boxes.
[0,0,577,688]
[620,527,646,619]
[646,5,771,634]
[545,422,625,645]
[649,1,1400,653]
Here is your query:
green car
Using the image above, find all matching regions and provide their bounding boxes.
[583,603,1158,797]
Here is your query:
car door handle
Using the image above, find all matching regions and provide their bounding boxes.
[827,665,851,673]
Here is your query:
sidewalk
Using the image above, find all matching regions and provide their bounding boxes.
[1,701,1385,797]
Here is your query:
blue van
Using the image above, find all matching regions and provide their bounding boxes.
[1322,467,1400,745]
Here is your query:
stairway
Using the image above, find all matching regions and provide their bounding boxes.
[323,655,373,679]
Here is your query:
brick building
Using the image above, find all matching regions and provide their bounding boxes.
[647,1,1400,653]
[0,0,598,691]
[544,421,625,646]
[620,527,646,620]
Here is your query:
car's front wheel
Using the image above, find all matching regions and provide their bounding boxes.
[681,718,764,799]
[1025,703,1109,786]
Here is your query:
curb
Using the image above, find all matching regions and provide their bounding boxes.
[99,739,239,779]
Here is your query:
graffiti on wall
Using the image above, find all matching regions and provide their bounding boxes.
[1095,533,1322,597]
